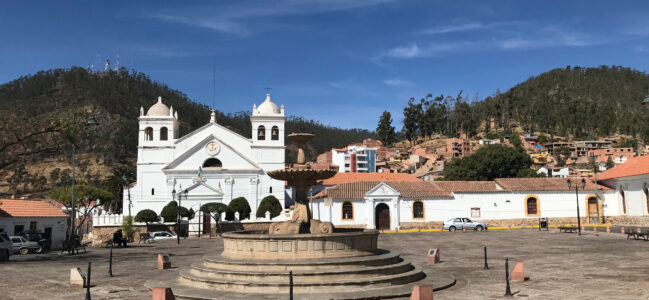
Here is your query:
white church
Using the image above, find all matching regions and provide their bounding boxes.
[126,94,286,220]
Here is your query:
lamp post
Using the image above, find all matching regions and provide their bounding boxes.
[567,178,586,235]
[122,175,132,217]
[69,115,99,247]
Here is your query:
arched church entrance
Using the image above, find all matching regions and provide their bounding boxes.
[375,203,390,230]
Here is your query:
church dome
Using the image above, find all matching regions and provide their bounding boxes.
[255,94,281,115]
[147,96,170,116]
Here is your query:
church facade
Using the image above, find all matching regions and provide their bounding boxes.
[126,94,286,219]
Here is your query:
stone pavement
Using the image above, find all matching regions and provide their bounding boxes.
[0,230,648,299]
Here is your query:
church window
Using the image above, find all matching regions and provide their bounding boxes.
[413,201,424,219]
[258,125,265,140]
[144,127,153,141]
[203,158,222,169]
[160,127,168,141]
[269,186,273,193]
[620,186,627,214]
[271,126,279,140]
[151,188,155,195]
[342,202,353,220]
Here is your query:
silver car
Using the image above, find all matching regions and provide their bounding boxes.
[443,218,487,232]
[10,236,40,254]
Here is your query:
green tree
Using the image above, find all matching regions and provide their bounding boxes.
[134,209,159,224]
[7,165,27,197]
[103,166,136,214]
[256,195,283,218]
[443,144,533,181]
[227,197,251,221]
[402,98,421,145]
[376,111,396,146]
[160,200,191,222]
[121,216,135,242]
[555,146,571,167]
[201,202,228,234]
[49,168,61,186]
[605,156,615,169]
[49,184,114,236]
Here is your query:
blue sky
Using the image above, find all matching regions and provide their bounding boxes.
[2,1,649,130]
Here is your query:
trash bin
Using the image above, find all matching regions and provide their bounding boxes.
[539,217,548,231]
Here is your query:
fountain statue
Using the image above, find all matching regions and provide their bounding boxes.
[267,133,338,234]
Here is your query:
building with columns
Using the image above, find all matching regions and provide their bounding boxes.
[126,94,286,220]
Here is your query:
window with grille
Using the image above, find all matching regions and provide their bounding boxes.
[527,197,538,215]
[342,202,353,220]
[413,201,424,219]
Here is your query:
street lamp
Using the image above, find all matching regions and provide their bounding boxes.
[122,175,132,216]
[567,178,586,235]
[69,115,99,249]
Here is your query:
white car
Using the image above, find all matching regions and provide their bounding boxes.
[151,231,177,241]
[0,233,12,261]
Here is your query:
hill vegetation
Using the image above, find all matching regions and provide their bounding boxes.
[399,65,649,144]
[0,67,375,197]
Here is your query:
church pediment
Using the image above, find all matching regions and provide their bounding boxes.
[365,182,401,197]
[164,134,260,171]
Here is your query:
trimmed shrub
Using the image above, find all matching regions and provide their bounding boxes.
[256,195,283,218]
[201,202,228,222]
[160,201,179,222]
[134,209,159,224]
[226,197,251,220]
[121,216,135,241]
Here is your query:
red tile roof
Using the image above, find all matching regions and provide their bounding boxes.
[493,177,610,191]
[597,155,649,180]
[318,172,420,186]
[317,181,453,199]
[0,199,68,218]
[432,181,502,192]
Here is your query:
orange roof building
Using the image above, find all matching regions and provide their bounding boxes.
[598,155,649,181]
[0,199,68,250]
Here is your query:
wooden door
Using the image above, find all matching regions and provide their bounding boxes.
[375,203,390,230]
[588,198,598,223]
[203,214,211,234]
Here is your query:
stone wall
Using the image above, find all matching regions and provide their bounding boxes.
[602,216,649,226]
[212,222,272,234]
[91,223,185,247]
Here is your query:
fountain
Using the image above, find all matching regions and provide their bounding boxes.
[146,134,455,299]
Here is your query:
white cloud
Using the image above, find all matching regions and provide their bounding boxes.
[143,0,395,36]
[383,78,411,86]
[377,41,469,60]
[385,44,422,58]
[418,22,484,34]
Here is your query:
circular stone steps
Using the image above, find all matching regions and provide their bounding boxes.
[189,259,414,282]
[178,262,425,293]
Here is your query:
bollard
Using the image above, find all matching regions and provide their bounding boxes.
[483,247,489,270]
[504,258,512,297]
[85,262,92,300]
[152,287,176,300]
[109,243,113,277]
[511,262,524,281]
[289,270,293,300]
[410,285,434,300]
[158,254,171,270]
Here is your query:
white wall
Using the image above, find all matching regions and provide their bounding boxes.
[0,217,67,249]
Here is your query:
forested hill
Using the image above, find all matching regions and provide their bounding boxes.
[0,67,375,170]
[477,66,649,139]
[398,66,649,146]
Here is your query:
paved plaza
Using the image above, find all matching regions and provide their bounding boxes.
[0,230,647,299]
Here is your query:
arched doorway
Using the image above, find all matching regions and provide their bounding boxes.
[587,196,599,223]
[375,203,390,230]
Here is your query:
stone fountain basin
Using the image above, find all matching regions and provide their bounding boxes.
[221,230,379,260]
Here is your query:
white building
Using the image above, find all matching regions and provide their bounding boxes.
[126,94,286,220]
[312,177,630,231]
[331,146,377,173]
[598,155,649,216]
[0,199,68,249]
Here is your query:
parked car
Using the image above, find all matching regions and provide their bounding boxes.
[443,218,487,232]
[0,234,12,261]
[151,231,177,241]
[10,236,41,254]
[17,231,51,253]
